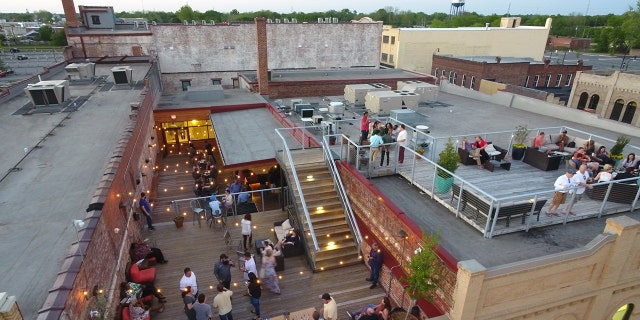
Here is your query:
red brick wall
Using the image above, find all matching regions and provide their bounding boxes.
[262,77,432,99]
[336,161,457,318]
[255,17,269,95]
[61,0,79,28]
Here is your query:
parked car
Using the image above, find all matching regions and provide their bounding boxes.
[17,55,28,60]
[10,48,20,53]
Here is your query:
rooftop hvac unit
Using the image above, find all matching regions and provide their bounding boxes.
[318,18,323,23]
[24,80,70,106]
[324,18,331,23]
[290,98,303,108]
[284,18,289,23]
[111,66,133,85]
[202,20,207,25]
[143,21,148,29]
[267,19,273,23]
[291,18,297,23]
[152,21,157,25]
[275,19,281,23]
[211,20,215,25]
[184,21,189,25]
[192,20,197,25]
[65,62,96,80]
[332,17,338,23]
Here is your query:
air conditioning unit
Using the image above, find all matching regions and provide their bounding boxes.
[275,19,281,23]
[318,18,323,23]
[267,19,273,23]
[111,66,133,85]
[24,80,70,106]
[332,17,338,23]
[324,18,331,23]
[65,62,95,80]
[292,18,297,23]
[284,18,289,23]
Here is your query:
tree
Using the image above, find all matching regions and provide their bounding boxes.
[176,5,196,23]
[34,10,53,23]
[402,230,442,303]
[37,25,53,41]
[51,29,68,46]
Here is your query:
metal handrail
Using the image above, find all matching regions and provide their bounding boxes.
[274,128,320,253]
[321,134,363,247]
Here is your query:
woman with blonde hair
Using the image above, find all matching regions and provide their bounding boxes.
[594,164,614,182]
[260,248,281,294]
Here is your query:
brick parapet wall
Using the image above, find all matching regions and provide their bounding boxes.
[336,161,457,318]
[38,63,162,320]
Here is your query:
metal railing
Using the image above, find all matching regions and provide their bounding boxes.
[170,186,290,225]
[320,135,363,248]
[274,127,320,262]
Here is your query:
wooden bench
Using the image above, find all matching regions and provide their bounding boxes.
[586,182,639,204]
[452,184,547,227]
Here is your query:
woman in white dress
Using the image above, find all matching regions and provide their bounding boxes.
[261,248,281,294]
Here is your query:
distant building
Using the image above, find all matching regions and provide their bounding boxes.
[380,17,552,74]
[431,55,592,95]
[568,70,640,127]
[547,36,591,50]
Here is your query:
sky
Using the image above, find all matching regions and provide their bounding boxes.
[2,0,637,16]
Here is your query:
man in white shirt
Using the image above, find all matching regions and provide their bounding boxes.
[240,251,257,281]
[561,164,592,215]
[396,124,407,164]
[180,267,198,297]
[547,169,575,216]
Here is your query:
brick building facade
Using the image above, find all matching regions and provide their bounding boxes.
[431,54,592,91]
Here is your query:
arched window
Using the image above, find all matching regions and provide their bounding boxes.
[434,68,438,77]
[452,72,457,85]
[441,70,446,77]
[470,76,476,90]
[577,92,588,110]
[461,74,467,87]
[588,94,600,110]
[612,303,634,320]
[449,71,454,83]
[610,99,625,121]
[621,101,637,124]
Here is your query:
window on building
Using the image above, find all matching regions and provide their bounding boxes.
[390,36,395,44]
[470,76,476,89]
[452,72,457,84]
[576,92,588,110]
[162,119,215,143]
[434,68,438,77]
[441,70,446,77]
[232,78,239,88]
[461,74,466,87]
[448,71,454,83]
[555,74,563,87]
[565,74,573,86]
[181,80,191,91]
[389,55,394,64]
[211,78,222,85]
[91,15,101,25]
[588,94,599,110]
[524,75,530,87]
[545,74,551,87]
[621,102,637,124]
[382,35,389,44]
[533,75,540,87]
[381,53,388,62]
[610,99,625,121]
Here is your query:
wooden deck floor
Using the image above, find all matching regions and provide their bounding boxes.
[142,153,385,320]
[142,209,384,320]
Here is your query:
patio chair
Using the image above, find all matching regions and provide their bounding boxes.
[190,199,205,227]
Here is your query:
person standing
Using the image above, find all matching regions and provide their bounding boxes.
[180,267,199,298]
[321,293,338,320]
[139,192,155,231]
[193,293,213,320]
[561,164,592,215]
[241,251,257,282]
[261,248,281,294]
[182,286,197,320]
[359,111,371,145]
[366,242,383,289]
[214,253,235,290]
[369,129,383,166]
[240,213,252,251]
[380,125,393,166]
[547,169,576,216]
[212,283,234,320]
[397,124,407,164]
[247,272,262,320]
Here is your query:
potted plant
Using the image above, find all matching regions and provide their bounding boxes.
[511,125,529,160]
[173,214,185,228]
[609,135,630,167]
[401,230,442,319]
[435,138,458,193]
[415,146,425,158]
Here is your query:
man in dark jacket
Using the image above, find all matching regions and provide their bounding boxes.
[213,253,235,290]
[366,242,383,289]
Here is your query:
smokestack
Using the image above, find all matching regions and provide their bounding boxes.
[255,17,269,95]
[61,0,80,28]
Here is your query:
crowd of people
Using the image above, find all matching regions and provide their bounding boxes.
[359,111,409,167]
